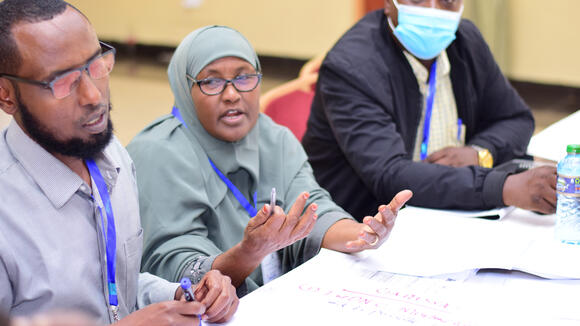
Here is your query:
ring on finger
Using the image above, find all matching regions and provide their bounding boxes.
[369,235,379,246]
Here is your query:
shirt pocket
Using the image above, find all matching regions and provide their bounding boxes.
[122,228,143,312]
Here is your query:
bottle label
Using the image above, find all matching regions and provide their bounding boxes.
[557,175,580,196]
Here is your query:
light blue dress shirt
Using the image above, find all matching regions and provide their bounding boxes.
[0,121,177,324]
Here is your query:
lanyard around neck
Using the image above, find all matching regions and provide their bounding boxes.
[171,106,258,217]
[420,60,438,161]
[208,159,258,217]
[85,159,119,312]
[172,106,186,128]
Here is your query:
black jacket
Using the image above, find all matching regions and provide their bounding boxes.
[302,10,534,219]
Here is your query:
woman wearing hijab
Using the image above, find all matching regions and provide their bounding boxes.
[127,25,412,297]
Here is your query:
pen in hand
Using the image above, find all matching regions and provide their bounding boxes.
[269,187,276,216]
[180,277,202,326]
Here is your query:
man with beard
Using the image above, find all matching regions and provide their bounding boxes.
[0,0,238,325]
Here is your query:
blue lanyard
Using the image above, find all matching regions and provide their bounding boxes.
[85,159,118,309]
[171,106,186,128]
[208,159,258,217]
[171,106,258,217]
[420,60,438,161]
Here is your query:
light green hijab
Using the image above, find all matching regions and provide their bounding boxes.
[168,25,263,183]
[129,25,350,292]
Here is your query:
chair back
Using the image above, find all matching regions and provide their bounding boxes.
[260,74,317,141]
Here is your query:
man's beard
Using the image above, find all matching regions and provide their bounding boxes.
[17,91,114,160]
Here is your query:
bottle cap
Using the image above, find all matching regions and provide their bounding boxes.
[566,144,580,154]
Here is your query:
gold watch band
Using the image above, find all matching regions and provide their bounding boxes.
[471,145,493,168]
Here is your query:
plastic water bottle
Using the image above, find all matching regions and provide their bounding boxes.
[555,144,580,244]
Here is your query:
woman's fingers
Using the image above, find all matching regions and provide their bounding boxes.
[289,203,318,241]
[387,190,413,214]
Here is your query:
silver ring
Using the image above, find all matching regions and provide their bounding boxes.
[369,235,379,246]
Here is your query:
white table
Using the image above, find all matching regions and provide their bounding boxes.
[216,110,580,326]
[216,208,580,326]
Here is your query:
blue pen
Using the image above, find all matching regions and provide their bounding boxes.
[457,118,462,141]
[180,277,202,326]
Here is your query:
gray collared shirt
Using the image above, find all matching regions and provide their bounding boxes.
[0,121,177,323]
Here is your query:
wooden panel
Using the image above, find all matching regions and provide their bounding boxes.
[69,0,358,60]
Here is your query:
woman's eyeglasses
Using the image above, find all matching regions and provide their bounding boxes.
[187,73,262,96]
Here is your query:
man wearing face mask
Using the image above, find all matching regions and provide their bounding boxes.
[303,0,557,218]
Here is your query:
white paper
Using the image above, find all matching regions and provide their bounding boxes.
[359,206,518,276]
[217,249,580,326]
[527,109,580,162]
[465,270,580,325]
[360,206,580,279]
[219,249,481,326]
[212,206,580,326]
[396,205,516,220]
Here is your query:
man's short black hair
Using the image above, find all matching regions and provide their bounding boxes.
[0,0,70,75]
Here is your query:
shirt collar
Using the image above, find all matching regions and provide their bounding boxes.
[403,50,451,85]
[5,120,120,208]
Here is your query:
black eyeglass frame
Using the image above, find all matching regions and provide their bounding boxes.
[0,41,116,99]
[187,73,263,96]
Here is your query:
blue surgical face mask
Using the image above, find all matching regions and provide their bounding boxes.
[388,0,463,60]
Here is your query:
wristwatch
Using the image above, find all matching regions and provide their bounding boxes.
[471,145,493,168]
